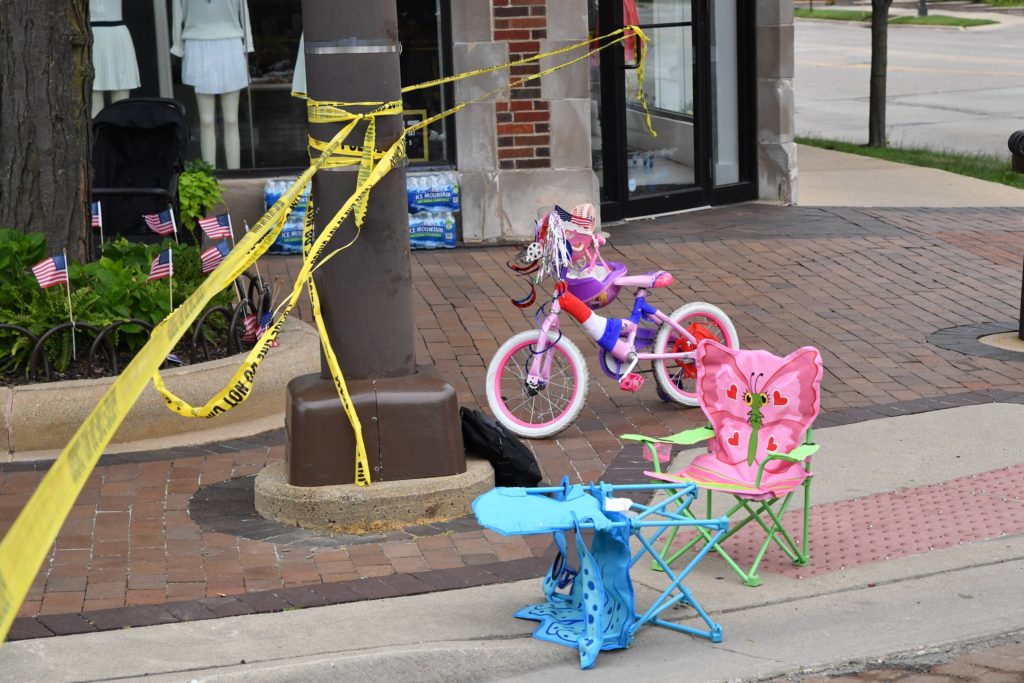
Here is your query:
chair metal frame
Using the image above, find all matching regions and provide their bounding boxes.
[473,479,730,668]
[626,428,818,587]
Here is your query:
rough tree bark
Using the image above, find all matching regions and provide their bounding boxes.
[869,0,892,147]
[0,0,93,261]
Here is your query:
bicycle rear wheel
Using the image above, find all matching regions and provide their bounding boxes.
[485,330,589,439]
[652,302,739,406]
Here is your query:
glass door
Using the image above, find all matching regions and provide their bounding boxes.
[592,0,755,221]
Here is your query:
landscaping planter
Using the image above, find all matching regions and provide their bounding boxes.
[1,317,319,459]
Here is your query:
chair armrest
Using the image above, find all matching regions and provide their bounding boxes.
[623,427,715,476]
[621,426,715,446]
[765,443,819,463]
[755,443,819,488]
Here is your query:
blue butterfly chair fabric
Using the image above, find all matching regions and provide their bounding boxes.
[474,483,634,669]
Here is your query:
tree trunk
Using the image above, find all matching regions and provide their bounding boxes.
[869,0,892,147]
[0,0,93,261]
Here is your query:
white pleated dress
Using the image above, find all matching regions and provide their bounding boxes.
[182,38,249,94]
[171,0,254,95]
[91,0,140,91]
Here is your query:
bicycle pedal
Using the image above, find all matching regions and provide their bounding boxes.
[619,373,644,393]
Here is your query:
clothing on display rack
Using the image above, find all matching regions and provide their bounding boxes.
[170,0,254,169]
[171,0,254,95]
[90,0,140,116]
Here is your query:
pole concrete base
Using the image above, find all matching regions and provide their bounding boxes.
[254,458,493,533]
[284,367,465,486]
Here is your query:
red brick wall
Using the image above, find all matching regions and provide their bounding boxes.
[493,0,550,170]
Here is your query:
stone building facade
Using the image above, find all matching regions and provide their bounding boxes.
[452,0,796,242]
[105,0,796,242]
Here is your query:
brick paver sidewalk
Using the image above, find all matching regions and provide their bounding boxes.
[2,205,1023,645]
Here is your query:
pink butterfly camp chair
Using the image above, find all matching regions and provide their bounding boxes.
[622,340,823,586]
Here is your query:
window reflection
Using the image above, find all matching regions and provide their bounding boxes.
[99,0,451,171]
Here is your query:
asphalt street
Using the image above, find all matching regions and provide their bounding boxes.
[794,9,1024,156]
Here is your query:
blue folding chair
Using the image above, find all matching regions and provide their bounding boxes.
[473,477,729,669]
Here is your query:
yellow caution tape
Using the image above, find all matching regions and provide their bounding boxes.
[150,24,655,441]
[0,25,653,646]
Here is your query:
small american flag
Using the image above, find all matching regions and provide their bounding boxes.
[240,314,259,341]
[143,209,176,236]
[553,205,573,223]
[569,208,594,229]
[257,312,281,347]
[31,255,69,289]
[198,213,232,240]
[147,249,173,281]
[200,241,230,273]
[91,201,102,229]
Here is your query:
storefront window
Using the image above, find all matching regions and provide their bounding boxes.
[101,0,451,173]
[633,0,693,117]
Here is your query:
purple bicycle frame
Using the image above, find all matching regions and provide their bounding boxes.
[526,286,700,387]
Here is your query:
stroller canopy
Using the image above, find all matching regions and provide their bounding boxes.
[92,98,190,240]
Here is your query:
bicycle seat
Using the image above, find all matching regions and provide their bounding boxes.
[565,261,628,309]
[612,270,673,289]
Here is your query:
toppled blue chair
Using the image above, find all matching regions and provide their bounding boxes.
[473,477,729,669]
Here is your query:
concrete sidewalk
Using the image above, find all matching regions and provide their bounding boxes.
[3,154,1024,680]
[2,404,1022,681]
[796,144,1024,207]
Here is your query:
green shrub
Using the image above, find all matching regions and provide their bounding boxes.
[177,159,225,236]
[0,232,233,376]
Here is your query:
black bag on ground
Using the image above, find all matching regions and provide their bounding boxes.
[460,407,543,487]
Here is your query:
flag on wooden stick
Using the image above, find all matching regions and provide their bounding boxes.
[200,241,230,273]
[147,249,173,281]
[198,213,232,240]
[31,255,69,289]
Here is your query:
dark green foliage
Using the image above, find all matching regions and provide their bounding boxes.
[177,159,225,236]
[0,231,233,376]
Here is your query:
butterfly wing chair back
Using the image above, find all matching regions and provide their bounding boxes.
[623,340,823,586]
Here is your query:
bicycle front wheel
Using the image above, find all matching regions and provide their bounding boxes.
[485,330,589,439]
[652,302,739,406]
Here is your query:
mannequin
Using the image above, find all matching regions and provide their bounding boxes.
[291,34,306,99]
[90,0,140,117]
[170,0,254,169]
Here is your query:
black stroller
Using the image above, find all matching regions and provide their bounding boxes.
[91,98,190,246]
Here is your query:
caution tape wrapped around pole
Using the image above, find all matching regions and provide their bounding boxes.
[0,26,653,646]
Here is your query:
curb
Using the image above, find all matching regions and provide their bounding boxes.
[3,317,319,459]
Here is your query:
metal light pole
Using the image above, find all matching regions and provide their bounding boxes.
[287,0,463,486]
[1019,255,1024,341]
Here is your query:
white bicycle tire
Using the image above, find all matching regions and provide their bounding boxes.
[485,330,589,439]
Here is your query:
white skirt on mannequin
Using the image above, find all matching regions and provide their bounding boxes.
[182,38,248,95]
[93,25,140,91]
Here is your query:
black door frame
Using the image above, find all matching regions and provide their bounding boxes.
[597,0,756,222]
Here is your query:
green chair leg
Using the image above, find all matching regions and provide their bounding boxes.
[652,484,813,586]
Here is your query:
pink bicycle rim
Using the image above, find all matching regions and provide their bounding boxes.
[492,339,582,431]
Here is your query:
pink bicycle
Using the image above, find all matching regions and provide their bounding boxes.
[486,204,739,439]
